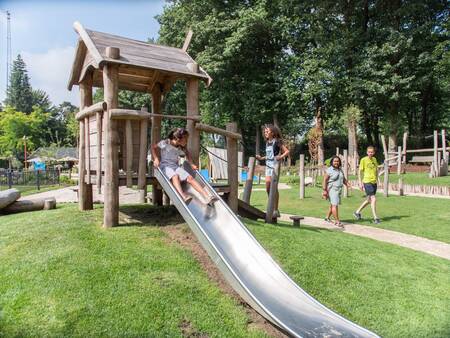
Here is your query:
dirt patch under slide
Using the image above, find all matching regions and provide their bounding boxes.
[162,223,288,338]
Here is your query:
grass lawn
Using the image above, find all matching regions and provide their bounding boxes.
[1,204,449,337]
[0,204,266,337]
[246,219,450,338]
[250,187,450,244]
[0,184,65,196]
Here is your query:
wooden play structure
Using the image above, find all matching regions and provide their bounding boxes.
[381,130,449,177]
[68,22,244,227]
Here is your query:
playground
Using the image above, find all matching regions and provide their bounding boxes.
[0,2,449,337]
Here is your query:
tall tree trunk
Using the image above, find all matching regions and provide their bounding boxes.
[255,126,261,165]
[273,114,279,128]
[315,98,324,166]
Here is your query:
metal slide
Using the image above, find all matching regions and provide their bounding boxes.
[155,163,379,338]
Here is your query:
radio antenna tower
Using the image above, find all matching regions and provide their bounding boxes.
[6,10,11,91]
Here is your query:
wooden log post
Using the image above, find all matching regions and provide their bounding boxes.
[433,130,439,177]
[442,129,448,176]
[79,73,94,210]
[397,146,402,175]
[343,149,349,198]
[186,78,200,166]
[138,107,149,203]
[125,120,133,188]
[242,156,256,204]
[266,161,281,224]
[226,122,239,212]
[353,150,358,176]
[336,147,340,156]
[402,132,408,172]
[85,117,91,184]
[383,161,389,197]
[2,197,56,214]
[381,135,388,163]
[0,188,20,209]
[151,85,162,206]
[103,47,120,227]
[299,154,305,199]
[399,176,404,196]
[96,111,103,194]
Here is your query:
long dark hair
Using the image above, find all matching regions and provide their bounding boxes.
[168,127,189,140]
[329,155,342,168]
[263,124,283,142]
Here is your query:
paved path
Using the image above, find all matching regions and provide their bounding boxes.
[279,213,450,261]
[25,186,450,261]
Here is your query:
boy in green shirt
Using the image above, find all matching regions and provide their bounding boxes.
[353,146,381,224]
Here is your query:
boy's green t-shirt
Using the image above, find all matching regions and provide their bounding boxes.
[359,156,378,184]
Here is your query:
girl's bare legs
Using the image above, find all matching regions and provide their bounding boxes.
[265,176,271,195]
[171,175,189,199]
[187,175,210,198]
[331,205,340,223]
[326,205,333,220]
[369,196,378,219]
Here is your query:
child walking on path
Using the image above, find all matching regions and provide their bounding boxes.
[152,128,217,205]
[354,146,381,224]
[322,155,351,227]
[255,124,289,218]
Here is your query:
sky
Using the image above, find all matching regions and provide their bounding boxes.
[0,0,166,106]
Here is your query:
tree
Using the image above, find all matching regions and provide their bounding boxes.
[32,89,52,111]
[4,55,33,114]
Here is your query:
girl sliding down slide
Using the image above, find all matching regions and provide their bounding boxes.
[151,128,217,205]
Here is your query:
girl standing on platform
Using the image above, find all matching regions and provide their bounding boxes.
[256,124,289,218]
[152,128,217,205]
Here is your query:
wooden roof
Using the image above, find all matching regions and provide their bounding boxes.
[68,22,211,92]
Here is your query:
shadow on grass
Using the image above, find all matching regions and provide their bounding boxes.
[340,214,410,224]
[118,204,183,227]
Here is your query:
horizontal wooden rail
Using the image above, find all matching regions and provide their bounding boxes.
[196,123,242,140]
[110,109,150,120]
[76,101,107,120]
[406,147,450,154]
[109,109,201,122]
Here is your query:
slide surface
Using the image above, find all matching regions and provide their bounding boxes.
[155,163,379,338]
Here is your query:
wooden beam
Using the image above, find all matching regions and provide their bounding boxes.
[195,123,242,140]
[151,87,163,206]
[109,108,200,122]
[186,78,200,166]
[79,73,94,210]
[226,122,239,212]
[299,154,305,199]
[125,120,133,188]
[68,39,87,90]
[73,21,103,67]
[103,47,120,227]
[182,29,193,52]
[242,156,255,204]
[343,149,348,198]
[85,116,91,184]
[76,101,107,120]
[110,109,151,120]
[138,107,149,203]
[96,111,103,194]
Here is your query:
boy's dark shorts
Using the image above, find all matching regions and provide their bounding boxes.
[364,183,377,196]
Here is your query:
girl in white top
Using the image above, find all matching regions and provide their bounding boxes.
[151,128,217,204]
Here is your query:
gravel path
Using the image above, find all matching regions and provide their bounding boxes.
[279,213,450,261]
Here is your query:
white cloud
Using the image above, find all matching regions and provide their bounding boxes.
[22,46,79,106]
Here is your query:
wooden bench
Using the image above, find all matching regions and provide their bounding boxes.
[410,156,434,163]
[289,215,304,227]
